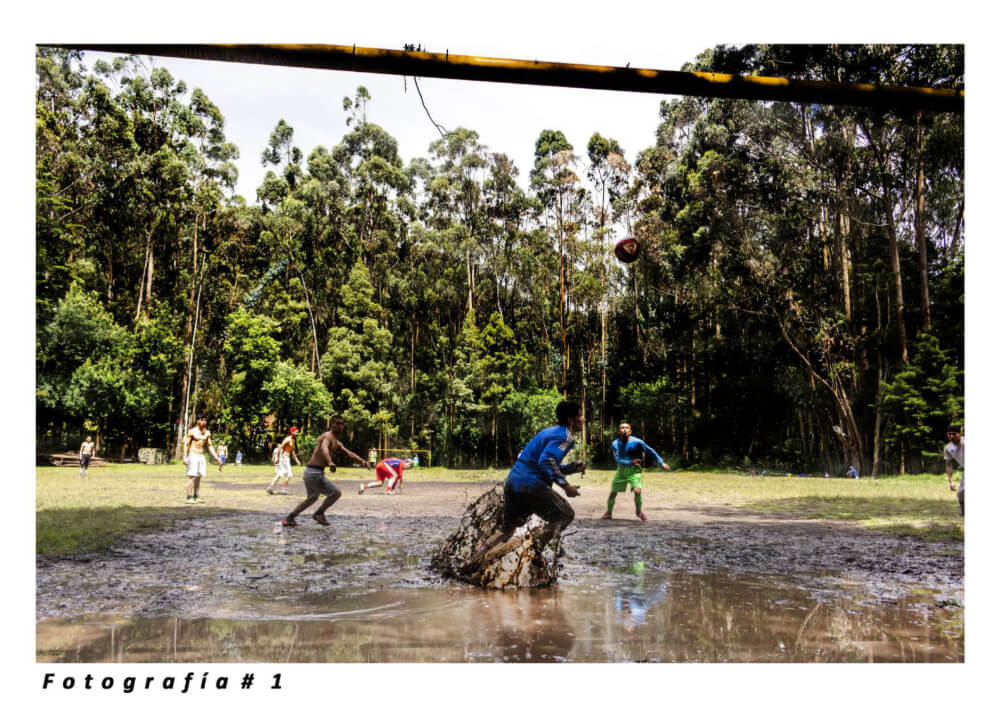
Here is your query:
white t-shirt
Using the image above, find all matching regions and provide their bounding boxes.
[944,439,964,491]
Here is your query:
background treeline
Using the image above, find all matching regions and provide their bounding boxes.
[35,45,964,473]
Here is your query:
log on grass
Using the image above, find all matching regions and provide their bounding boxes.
[431,484,564,589]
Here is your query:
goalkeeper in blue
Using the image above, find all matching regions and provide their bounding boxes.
[466,400,585,567]
[602,422,670,522]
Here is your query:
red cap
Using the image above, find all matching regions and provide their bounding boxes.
[289,427,300,434]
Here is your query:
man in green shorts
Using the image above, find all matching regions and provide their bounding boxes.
[602,422,670,522]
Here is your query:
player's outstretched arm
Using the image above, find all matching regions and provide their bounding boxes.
[341,444,370,468]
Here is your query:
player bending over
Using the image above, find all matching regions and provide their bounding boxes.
[282,415,369,527]
[267,427,301,495]
[602,422,670,522]
[359,457,413,494]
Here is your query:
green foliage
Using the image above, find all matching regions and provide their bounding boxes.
[321,261,398,442]
[222,309,281,441]
[262,361,332,433]
[879,333,964,461]
[35,47,965,474]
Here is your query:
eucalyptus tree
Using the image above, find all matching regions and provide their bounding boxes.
[320,261,400,452]
[332,87,411,294]
[586,133,629,441]
[530,129,583,389]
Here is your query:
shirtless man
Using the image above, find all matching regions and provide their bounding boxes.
[282,415,369,527]
[182,414,221,504]
[267,427,302,495]
[216,442,228,472]
[78,436,95,479]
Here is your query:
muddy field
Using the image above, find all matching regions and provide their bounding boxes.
[36,479,964,662]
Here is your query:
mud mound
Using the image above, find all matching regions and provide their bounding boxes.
[431,485,563,589]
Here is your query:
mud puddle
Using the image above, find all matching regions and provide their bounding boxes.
[37,506,963,662]
[38,568,962,662]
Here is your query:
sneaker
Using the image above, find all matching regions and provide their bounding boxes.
[358,484,365,495]
[312,513,330,526]
[195,497,206,503]
[266,488,274,495]
[281,517,297,527]
[185,498,197,505]
[280,489,289,495]
[636,511,648,522]
[600,512,612,520]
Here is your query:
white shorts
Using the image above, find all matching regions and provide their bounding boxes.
[276,455,293,478]
[186,453,207,477]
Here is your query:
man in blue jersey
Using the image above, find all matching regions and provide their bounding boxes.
[602,422,670,522]
[469,400,585,565]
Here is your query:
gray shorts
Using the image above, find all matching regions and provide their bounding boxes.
[303,466,338,497]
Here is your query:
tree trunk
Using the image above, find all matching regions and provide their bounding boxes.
[949,197,964,257]
[914,112,931,332]
[174,273,204,458]
[295,268,321,373]
[881,170,908,363]
[135,234,151,321]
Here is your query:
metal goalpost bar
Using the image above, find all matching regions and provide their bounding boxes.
[51,43,963,114]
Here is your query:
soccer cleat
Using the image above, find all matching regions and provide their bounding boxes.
[312,513,330,526]
[266,488,274,495]
[195,497,205,503]
[636,511,648,522]
[280,489,289,495]
[281,517,297,527]
[358,484,365,494]
[185,498,197,504]
[600,512,612,520]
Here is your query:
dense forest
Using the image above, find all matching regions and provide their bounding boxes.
[35,45,964,474]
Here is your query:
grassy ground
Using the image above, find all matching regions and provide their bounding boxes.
[36,463,963,556]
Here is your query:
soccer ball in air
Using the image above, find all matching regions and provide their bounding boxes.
[613,236,640,264]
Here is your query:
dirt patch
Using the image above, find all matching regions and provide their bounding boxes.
[36,480,963,620]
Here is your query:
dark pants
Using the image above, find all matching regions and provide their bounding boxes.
[503,480,575,549]
[80,454,91,470]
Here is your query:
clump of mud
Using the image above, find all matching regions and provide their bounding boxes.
[431,485,562,589]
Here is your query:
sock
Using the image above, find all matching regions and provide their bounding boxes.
[634,492,643,514]
[606,494,616,514]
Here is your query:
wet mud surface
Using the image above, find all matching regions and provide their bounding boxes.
[36,480,964,662]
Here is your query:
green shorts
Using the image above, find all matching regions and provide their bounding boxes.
[611,467,642,493]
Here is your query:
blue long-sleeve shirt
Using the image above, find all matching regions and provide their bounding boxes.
[506,424,576,492]
[612,436,664,470]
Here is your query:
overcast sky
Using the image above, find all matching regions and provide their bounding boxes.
[83,40,711,203]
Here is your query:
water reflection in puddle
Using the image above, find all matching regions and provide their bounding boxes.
[37,566,962,663]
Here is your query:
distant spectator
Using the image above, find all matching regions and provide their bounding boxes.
[944,425,964,516]
[235,451,243,468]
[78,436,95,480]
[846,465,859,479]
[217,442,228,472]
